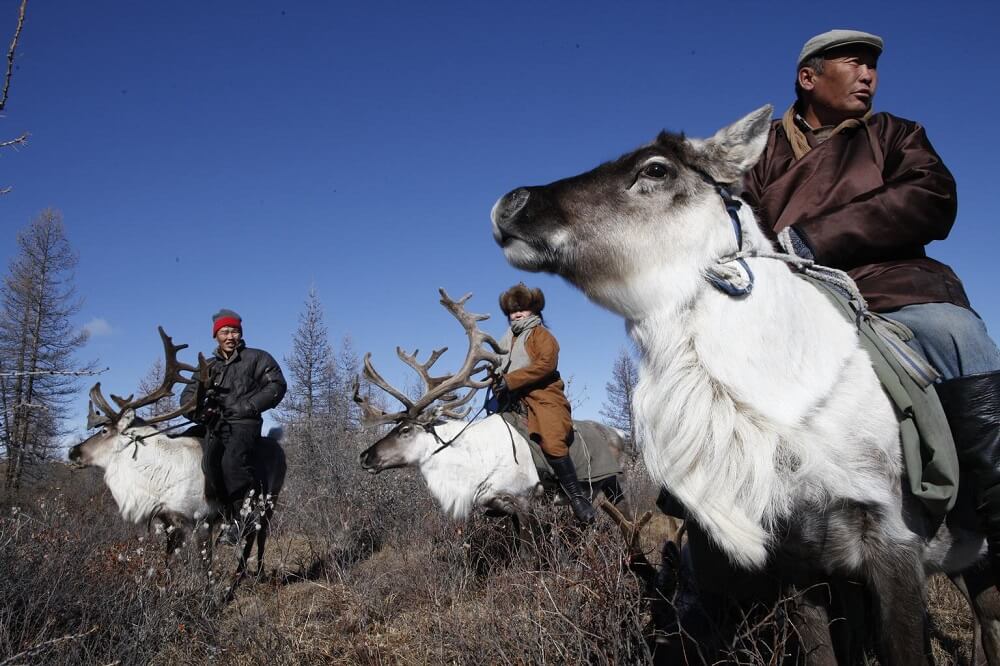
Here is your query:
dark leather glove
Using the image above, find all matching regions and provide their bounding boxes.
[493,377,511,408]
[194,406,219,426]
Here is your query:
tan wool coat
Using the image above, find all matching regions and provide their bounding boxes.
[503,326,573,458]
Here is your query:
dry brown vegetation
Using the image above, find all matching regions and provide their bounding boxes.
[0,448,981,665]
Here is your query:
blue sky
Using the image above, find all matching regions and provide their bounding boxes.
[2,1,997,438]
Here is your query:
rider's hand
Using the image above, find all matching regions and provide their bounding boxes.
[197,406,220,426]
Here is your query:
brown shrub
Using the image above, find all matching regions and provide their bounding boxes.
[0,449,982,665]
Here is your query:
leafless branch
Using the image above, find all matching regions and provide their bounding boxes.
[0,625,98,666]
[0,0,27,112]
[0,131,27,150]
[0,367,107,378]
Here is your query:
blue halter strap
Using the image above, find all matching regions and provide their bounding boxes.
[704,185,756,297]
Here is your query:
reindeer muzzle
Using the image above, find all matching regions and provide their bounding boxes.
[359,448,382,474]
[494,188,531,223]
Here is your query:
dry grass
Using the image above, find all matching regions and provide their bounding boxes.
[0,451,984,665]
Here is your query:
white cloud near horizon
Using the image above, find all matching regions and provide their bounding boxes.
[83,317,113,338]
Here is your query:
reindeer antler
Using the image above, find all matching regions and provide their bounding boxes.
[87,327,205,428]
[352,375,410,427]
[354,289,506,426]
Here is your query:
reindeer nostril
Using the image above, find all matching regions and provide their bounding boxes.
[498,188,531,222]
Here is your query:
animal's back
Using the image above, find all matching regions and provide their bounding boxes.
[255,435,286,497]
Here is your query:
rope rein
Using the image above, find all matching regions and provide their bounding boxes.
[429,404,488,456]
[119,418,197,459]
[708,189,941,388]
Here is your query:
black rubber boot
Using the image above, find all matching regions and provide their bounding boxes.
[548,455,597,524]
[936,371,1000,586]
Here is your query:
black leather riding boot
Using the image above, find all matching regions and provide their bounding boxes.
[547,455,597,524]
[936,371,1000,585]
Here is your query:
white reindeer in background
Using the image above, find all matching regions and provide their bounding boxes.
[69,328,286,591]
[356,290,628,529]
[490,106,995,663]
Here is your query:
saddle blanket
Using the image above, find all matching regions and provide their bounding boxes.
[499,413,622,485]
[804,274,959,516]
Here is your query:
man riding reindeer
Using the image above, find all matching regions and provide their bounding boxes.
[180,309,286,544]
[741,29,1000,584]
[492,283,596,524]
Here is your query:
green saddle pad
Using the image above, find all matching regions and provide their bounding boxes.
[499,413,623,485]
[803,274,959,516]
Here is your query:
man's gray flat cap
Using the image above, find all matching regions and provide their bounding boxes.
[797,29,883,67]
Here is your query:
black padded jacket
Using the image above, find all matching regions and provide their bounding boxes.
[180,341,286,426]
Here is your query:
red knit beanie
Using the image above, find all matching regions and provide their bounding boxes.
[212,308,242,337]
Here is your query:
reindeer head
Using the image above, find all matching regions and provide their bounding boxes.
[69,408,140,468]
[490,106,773,316]
[357,289,504,474]
[68,327,203,469]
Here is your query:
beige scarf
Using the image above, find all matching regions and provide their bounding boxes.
[780,105,872,161]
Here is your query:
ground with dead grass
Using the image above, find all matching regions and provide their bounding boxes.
[0,456,981,665]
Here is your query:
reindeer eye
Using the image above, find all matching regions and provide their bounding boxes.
[641,162,672,179]
[400,425,411,434]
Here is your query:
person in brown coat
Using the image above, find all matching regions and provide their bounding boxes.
[494,284,595,524]
[742,29,1000,585]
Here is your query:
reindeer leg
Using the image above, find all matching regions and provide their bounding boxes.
[788,582,839,666]
[254,505,272,580]
[164,522,184,571]
[486,494,537,560]
[949,572,984,665]
[959,562,1000,666]
[222,534,255,604]
[860,513,930,665]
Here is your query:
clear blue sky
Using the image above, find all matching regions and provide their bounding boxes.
[2,1,997,438]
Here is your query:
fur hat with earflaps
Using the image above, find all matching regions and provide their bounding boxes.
[499,283,545,316]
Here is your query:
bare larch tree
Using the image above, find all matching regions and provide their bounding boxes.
[0,209,93,490]
[135,358,181,424]
[599,346,639,449]
[281,286,337,455]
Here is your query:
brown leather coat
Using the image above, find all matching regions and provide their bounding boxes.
[503,326,573,458]
[742,112,970,313]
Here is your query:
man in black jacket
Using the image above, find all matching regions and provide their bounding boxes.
[181,309,286,541]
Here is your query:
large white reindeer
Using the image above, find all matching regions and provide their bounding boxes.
[357,289,628,527]
[69,328,286,588]
[490,106,996,663]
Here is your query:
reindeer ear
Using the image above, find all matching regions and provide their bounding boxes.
[691,105,773,184]
[118,409,136,431]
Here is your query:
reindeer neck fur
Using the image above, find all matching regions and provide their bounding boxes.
[416,415,539,519]
[103,427,210,525]
[622,198,895,568]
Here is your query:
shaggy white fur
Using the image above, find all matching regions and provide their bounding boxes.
[74,420,211,525]
[627,201,901,568]
[365,415,542,518]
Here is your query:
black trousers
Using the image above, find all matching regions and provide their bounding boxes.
[202,421,261,512]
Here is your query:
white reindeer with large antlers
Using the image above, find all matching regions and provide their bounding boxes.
[489,106,997,663]
[69,328,286,589]
[357,289,628,527]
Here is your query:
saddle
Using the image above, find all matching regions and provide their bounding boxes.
[803,275,960,518]
[498,412,622,487]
